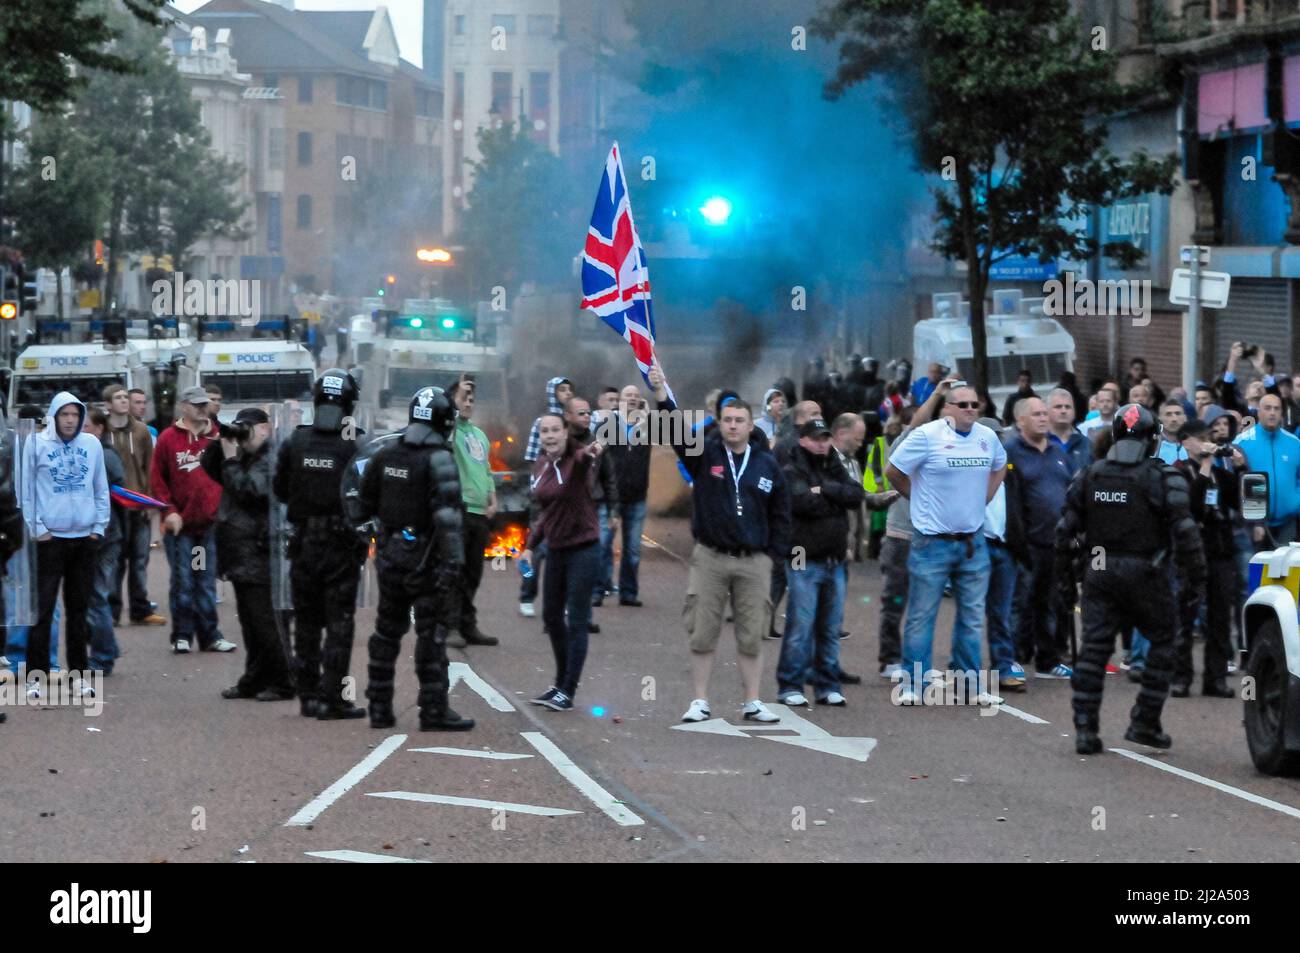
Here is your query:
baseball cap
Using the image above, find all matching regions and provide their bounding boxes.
[233,407,269,426]
[179,386,211,405]
[798,418,832,438]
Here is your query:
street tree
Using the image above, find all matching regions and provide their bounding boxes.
[5,115,106,318]
[0,0,165,112]
[813,0,1177,391]
[455,122,585,300]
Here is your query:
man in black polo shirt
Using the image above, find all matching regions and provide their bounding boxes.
[648,363,790,725]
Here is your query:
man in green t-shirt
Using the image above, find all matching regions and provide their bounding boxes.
[448,379,499,648]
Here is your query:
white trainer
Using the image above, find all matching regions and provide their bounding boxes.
[71,677,95,698]
[880,663,905,680]
[204,639,238,653]
[173,639,191,654]
[818,692,847,707]
[779,691,809,707]
[519,602,535,618]
[742,699,780,723]
[25,679,41,700]
[681,698,711,723]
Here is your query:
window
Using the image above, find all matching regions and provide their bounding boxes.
[268,128,284,170]
[454,14,465,35]
[296,194,312,229]
[452,71,464,121]
[528,71,550,140]
[491,14,517,34]
[297,131,312,166]
[490,71,512,116]
[264,73,279,89]
[526,14,554,36]
[371,81,387,111]
[298,76,312,102]
[416,89,434,118]
[173,38,192,55]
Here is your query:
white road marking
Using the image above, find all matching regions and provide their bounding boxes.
[367,791,581,816]
[671,705,877,762]
[448,662,517,712]
[521,731,646,826]
[408,746,532,760]
[306,850,432,864]
[285,733,407,827]
[1110,747,1300,821]
[988,703,1050,725]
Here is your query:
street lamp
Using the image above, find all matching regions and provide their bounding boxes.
[417,247,453,264]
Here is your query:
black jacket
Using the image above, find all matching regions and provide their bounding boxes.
[0,431,24,570]
[659,395,791,561]
[574,427,618,506]
[605,416,651,505]
[784,445,865,562]
[1176,458,1240,559]
[101,441,127,546]
[201,441,273,585]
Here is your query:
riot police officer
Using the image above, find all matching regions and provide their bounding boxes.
[272,368,367,719]
[354,386,472,731]
[1055,404,1206,755]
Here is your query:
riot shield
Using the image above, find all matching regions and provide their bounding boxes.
[4,418,36,627]
[268,402,295,612]
[346,406,376,609]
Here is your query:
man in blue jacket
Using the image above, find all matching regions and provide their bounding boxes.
[1234,394,1300,546]
[20,392,109,699]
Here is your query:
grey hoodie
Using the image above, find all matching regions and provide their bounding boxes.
[21,392,110,539]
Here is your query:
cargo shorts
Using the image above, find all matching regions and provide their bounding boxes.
[682,543,773,657]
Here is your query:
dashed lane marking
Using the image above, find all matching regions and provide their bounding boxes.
[305,850,432,864]
[285,733,408,827]
[366,791,582,817]
[521,731,646,826]
[1110,747,1300,821]
[409,746,533,760]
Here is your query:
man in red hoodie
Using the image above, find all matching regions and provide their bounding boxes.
[149,387,236,655]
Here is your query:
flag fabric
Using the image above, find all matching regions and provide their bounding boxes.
[580,143,674,402]
[110,485,167,510]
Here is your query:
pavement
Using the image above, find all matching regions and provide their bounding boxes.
[3,515,1300,863]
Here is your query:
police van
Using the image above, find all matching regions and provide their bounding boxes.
[9,343,136,412]
[915,290,1076,409]
[186,337,316,413]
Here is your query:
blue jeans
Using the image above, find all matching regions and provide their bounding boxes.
[542,540,602,697]
[985,540,1018,677]
[88,528,122,672]
[901,534,990,686]
[776,558,846,698]
[5,605,60,671]
[595,504,615,596]
[1130,630,1149,670]
[163,527,222,648]
[617,500,646,600]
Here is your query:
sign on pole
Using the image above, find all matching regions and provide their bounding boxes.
[1169,268,1231,309]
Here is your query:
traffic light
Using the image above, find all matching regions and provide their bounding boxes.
[1,266,18,320]
[0,303,16,321]
[18,264,37,314]
[386,274,397,285]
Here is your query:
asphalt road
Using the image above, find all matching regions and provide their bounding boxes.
[3,514,1300,864]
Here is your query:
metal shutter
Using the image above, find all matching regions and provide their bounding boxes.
[1212,279,1291,373]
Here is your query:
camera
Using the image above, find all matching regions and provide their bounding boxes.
[1241,343,1259,360]
[218,419,252,442]
[1212,443,1235,458]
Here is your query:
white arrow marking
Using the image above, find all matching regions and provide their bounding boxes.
[671,705,877,763]
[448,662,516,712]
[285,733,407,827]
[408,746,532,760]
[367,791,581,816]
[521,731,645,827]
[306,850,432,864]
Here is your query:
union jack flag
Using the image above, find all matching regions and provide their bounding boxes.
[580,143,673,400]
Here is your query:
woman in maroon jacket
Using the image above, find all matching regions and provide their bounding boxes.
[520,413,603,711]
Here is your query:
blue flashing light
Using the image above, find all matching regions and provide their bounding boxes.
[699,196,732,226]
[591,706,606,718]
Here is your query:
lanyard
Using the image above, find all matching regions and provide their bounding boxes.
[726,445,751,517]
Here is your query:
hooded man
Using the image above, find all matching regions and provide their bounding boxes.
[20,392,110,699]
[754,388,787,443]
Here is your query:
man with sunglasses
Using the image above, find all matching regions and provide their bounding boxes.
[886,385,1007,704]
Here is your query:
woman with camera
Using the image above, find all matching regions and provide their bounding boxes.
[200,408,294,702]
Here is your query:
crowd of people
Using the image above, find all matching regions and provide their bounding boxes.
[1,337,1289,750]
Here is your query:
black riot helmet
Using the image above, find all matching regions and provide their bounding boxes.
[312,368,359,432]
[407,385,456,443]
[1110,403,1158,460]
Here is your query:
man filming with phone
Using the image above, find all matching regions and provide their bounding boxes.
[1234,393,1300,547]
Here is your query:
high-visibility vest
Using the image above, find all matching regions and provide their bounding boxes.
[864,436,890,493]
